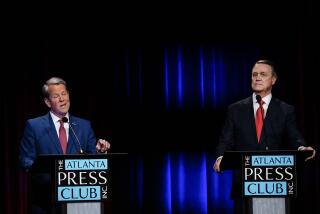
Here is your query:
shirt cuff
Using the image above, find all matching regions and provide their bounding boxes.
[216,156,223,161]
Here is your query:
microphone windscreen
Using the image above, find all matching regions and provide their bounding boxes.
[62,117,68,123]
[256,95,261,102]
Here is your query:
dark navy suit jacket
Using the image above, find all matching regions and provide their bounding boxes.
[19,112,97,169]
[216,96,306,157]
[215,96,306,198]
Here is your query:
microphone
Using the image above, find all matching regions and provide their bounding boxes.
[62,117,85,154]
[256,94,262,103]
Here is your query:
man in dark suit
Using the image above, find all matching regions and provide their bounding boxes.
[213,60,316,214]
[19,77,111,213]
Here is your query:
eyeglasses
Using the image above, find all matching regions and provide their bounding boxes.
[50,91,69,100]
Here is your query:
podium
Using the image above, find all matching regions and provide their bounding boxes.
[29,153,129,214]
[220,150,312,214]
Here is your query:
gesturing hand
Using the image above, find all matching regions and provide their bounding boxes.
[96,139,111,153]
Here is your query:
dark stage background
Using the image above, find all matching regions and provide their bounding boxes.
[2,2,320,214]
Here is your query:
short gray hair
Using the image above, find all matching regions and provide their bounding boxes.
[42,77,67,98]
[255,59,277,78]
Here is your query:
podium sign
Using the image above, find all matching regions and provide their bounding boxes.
[29,153,129,213]
[55,157,109,202]
[220,150,312,198]
[220,150,312,214]
[242,154,296,197]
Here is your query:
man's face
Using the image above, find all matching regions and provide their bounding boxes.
[251,63,277,95]
[44,84,70,117]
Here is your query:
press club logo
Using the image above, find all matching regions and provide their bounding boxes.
[243,155,296,197]
[55,159,109,202]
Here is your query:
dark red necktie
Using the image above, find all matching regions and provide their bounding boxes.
[255,100,264,143]
[59,120,68,154]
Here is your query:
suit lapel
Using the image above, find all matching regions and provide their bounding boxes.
[260,97,277,145]
[265,97,277,120]
[67,116,80,154]
[43,113,63,153]
[244,97,258,143]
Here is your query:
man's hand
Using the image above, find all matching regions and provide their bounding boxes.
[300,146,316,161]
[213,157,223,173]
[96,139,111,153]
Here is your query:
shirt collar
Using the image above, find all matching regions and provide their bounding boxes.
[50,111,69,123]
[252,93,272,105]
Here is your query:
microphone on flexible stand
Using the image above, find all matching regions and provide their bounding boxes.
[62,117,85,154]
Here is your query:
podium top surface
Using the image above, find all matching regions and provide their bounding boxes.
[36,152,128,158]
[220,150,313,170]
[29,153,129,173]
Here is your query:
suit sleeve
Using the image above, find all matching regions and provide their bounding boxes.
[19,120,37,170]
[215,106,235,158]
[84,121,98,153]
[285,106,306,149]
